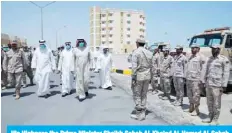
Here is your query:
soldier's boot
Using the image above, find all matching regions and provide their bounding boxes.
[189,104,195,113]
[138,110,146,121]
[130,110,140,120]
[30,78,34,85]
[15,88,20,100]
[23,84,27,88]
[191,105,200,116]
[202,113,213,123]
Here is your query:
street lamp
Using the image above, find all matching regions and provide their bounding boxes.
[30,1,56,40]
[56,26,67,49]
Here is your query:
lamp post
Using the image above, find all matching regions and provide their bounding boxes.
[56,26,67,49]
[30,1,56,40]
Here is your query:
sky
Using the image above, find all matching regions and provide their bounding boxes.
[1,1,232,50]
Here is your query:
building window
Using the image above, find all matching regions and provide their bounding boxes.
[102,35,106,38]
[127,21,131,24]
[101,14,106,17]
[109,27,113,31]
[140,29,144,32]
[140,15,143,18]
[127,28,130,31]
[102,21,106,24]
[140,35,144,38]
[102,41,105,44]
[102,28,105,31]
[127,14,131,17]
[140,22,143,25]
[109,13,113,16]
[127,41,130,44]
[109,34,113,37]
[127,34,130,38]
[109,20,113,23]
[109,41,113,44]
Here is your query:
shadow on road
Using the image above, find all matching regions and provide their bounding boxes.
[1,92,15,97]
[50,85,59,89]
[49,91,61,97]
[87,93,96,99]
[181,103,189,110]
[88,86,97,89]
[20,92,35,97]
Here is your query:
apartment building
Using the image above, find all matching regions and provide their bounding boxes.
[90,6,146,54]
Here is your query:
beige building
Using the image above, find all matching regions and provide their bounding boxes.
[1,33,27,47]
[90,6,146,54]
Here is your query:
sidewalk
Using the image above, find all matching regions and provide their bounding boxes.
[111,73,232,125]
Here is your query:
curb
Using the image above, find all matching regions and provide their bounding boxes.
[112,69,132,75]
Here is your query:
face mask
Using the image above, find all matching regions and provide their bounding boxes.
[40,44,46,50]
[79,42,85,47]
[66,45,71,50]
[3,47,9,52]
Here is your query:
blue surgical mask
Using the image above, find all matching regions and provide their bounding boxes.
[66,45,71,50]
[3,47,9,52]
[40,44,46,50]
[79,42,85,47]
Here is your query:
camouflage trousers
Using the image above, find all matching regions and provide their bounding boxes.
[186,80,201,106]
[173,77,185,103]
[160,77,171,96]
[206,86,223,120]
[22,68,34,85]
[1,70,7,86]
[8,72,23,88]
[131,80,150,111]
[151,76,159,92]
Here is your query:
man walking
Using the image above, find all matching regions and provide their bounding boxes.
[202,44,230,125]
[3,40,27,100]
[22,46,34,87]
[130,39,152,121]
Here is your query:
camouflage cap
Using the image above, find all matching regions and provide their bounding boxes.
[175,45,183,49]
[191,43,200,48]
[136,39,146,44]
[210,44,221,49]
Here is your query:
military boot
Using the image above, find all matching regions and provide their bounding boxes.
[15,88,20,100]
[191,105,200,116]
[130,110,140,120]
[202,113,213,123]
[138,110,146,121]
[189,103,194,113]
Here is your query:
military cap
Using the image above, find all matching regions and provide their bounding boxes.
[136,39,146,44]
[175,45,183,49]
[191,43,200,48]
[39,40,46,43]
[210,44,221,49]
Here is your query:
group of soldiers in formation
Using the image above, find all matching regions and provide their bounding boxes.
[130,39,230,125]
[1,39,113,102]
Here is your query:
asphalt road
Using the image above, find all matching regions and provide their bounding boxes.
[1,72,168,133]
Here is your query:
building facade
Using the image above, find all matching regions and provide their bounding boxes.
[90,6,146,54]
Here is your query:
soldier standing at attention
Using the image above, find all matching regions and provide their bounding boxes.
[130,39,152,121]
[185,43,206,116]
[202,44,230,125]
[172,45,187,106]
[159,47,173,101]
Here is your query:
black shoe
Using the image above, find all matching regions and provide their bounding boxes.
[105,87,112,90]
[62,93,68,97]
[44,94,51,99]
[99,86,102,89]
[60,83,62,85]
[85,92,89,97]
[230,109,232,114]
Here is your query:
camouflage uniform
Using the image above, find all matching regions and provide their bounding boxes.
[3,47,27,99]
[1,50,8,88]
[151,52,160,94]
[160,51,173,100]
[131,40,152,121]
[22,50,34,86]
[202,46,230,124]
[186,49,206,115]
[172,52,187,106]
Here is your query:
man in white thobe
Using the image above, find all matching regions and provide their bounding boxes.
[98,47,113,90]
[73,39,92,102]
[58,42,75,97]
[31,40,56,98]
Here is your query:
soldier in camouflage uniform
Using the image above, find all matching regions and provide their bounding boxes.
[151,47,160,94]
[159,47,173,101]
[3,40,27,100]
[186,43,206,116]
[131,39,152,121]
[22,46,34,87]
[1,44,9,90]
[172,45,187,106]
[202,44,230,125]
